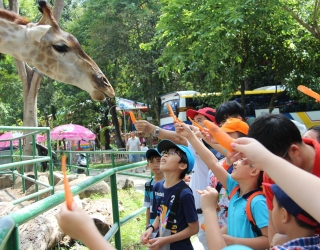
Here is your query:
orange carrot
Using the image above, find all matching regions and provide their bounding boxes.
[129,111,137,123]
[203,120,235,152]
[201,223,205,231]
[62,155,74,210]
[167,103,183,122]
[297,85,320,102]
[188,117,205,131]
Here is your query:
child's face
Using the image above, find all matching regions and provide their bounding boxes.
[194,114,209,127]
[160,148,185,172]
[231,158,254,181]
[147,157,162,174]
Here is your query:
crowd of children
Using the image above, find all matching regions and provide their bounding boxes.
[55,102,320,250]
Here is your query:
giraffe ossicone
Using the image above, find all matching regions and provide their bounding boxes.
[0,0,115,100]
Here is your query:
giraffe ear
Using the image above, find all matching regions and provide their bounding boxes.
[26,25,51,43]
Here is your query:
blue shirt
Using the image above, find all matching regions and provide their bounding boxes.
[226,175,269,238]
[153,180,198,249]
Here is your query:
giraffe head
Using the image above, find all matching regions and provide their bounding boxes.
[8,1,115,100]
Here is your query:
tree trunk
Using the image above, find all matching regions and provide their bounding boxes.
[0,0,4,9]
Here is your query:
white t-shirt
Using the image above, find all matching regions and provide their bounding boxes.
[141,146,148,152]
[187,140,210,209]
[127,137,140,151]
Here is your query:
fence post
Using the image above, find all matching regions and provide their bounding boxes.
[110,152,121,249]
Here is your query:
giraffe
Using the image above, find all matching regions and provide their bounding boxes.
[0,1,115,100]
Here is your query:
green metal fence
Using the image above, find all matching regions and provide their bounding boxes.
[0,128,150,250]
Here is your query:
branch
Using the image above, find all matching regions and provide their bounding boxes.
[313,0,320,35]
[283,5,316,37]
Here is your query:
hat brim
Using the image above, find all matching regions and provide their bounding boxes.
[157,140,179,154]
[146,148,160,159]
[186,109,198,119]
[221,128,236,133]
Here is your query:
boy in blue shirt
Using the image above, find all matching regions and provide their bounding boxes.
[144,148,165,239]
[141,140,199,249]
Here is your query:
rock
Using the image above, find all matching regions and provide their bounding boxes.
[55,177,111,199]
[116,178,134,189]
[55,174,86,186]
[25,175,51,200]
[0,175,13,189]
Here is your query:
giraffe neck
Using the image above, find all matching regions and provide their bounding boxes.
[0,18,31,61]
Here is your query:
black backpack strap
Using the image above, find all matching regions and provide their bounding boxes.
[145,178,153,192]
[166,182,191,231]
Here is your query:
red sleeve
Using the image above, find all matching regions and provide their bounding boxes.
[263,172,275,210]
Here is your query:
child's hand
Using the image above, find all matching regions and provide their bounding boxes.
[140,230,152,245]
[174,121,193,139]
[148,237,166,249]
[55,202,96,241]
[227,137,273,170]
[201,129,217,144]
[199,187,219,213]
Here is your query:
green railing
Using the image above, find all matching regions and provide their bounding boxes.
[0,143,150,249]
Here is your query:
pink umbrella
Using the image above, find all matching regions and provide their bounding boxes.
[50,124,96,141]
[0,131,23,147]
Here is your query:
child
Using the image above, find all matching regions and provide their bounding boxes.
[266,183,320,249]
[175,122,269,249]
[144,148,165,238]
[228,137,320,224]
[140,140,199,249]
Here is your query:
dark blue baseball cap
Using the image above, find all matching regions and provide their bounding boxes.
[146,148,161,159]
[157,140,195,174]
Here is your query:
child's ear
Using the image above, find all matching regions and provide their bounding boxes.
[282,208,290,224]
[179,163,188,172]
[250,168,260,176]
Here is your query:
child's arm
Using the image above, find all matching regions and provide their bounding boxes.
[56,202,115,250]
[228,137,320,223]
[149,221,199,248]
[222,227,269,250]
[201,187,227,250]
[141,216,160,245]
[145,208,150,227]
[175,122,229,187]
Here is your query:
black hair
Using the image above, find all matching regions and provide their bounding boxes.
[257,170,264,189]
[275,196,317,230]
[248,114,302,156]
[174,148,189,179]
[308,125,320,143]
[147,152,161,162]
[215,101,246,125]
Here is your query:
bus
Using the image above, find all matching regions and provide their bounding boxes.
[159,87,320,130]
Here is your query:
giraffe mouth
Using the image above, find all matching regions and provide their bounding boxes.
[92,75,115,100]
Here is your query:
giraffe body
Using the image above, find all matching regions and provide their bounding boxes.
[0,1,115,100]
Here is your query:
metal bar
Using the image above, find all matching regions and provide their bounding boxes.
[0,157,51,170]
[0,216,15,250]
[0,126,50,131]
[12,171,51,188]
[120,207,147,226]
[110,153,121,249]
[11,187,53,205]
[104,222,119,241]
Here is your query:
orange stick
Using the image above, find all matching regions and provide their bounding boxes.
[62,155,74,210]
[129,111,137,123]
[196,189,203,195]
[203,120,235,152]
[167,103,183,122]
[297,85,320,102]
[188,117,205,131]
[201,223,206,231]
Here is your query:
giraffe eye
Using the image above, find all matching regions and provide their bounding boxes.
[52,44,69,53]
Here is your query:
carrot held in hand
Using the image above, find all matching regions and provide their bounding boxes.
[297,85,320,102]
[129,111,137,123]
[167,103,183,122]
[203,120,235,152]
[62,155,74,210]
[188,117,205,131]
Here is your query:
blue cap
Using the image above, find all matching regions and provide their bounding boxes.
[146,148,161,159]
[157,140,195,173]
